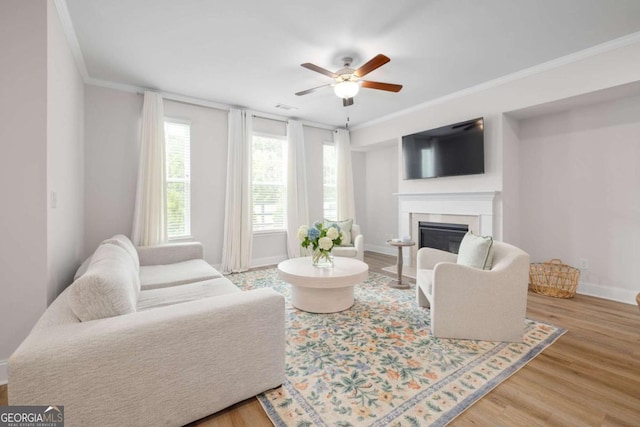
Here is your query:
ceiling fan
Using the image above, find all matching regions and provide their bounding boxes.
[295,54,403,107]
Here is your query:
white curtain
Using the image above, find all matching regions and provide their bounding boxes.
[220,108,253,273]
[132,91,167,246]
[335,128,356,222]
[286,120,309,258]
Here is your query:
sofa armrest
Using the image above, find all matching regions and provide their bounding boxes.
[9,288,285,426]
[137,242,204,265]
[416,247,458,270]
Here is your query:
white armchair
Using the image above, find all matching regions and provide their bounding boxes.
[416,240,530,342]
[332,224,364,261]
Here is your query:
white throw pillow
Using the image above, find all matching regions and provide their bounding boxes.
[325,218,353,246]
[457,232,493,270]
[69,244,139,321]
[102,234,140,273]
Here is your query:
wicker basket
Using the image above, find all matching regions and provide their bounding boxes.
[529,259,580,298]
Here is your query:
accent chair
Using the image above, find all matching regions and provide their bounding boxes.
[332,223,364,261]
[416,240,530,342]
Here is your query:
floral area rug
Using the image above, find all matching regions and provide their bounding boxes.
[228,268,565,427]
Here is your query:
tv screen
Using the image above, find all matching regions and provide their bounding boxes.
[402,118,484,179]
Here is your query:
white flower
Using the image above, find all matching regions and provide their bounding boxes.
[340,231,347,241]
[318,236,333,251]
[297,225,308,241]
[326,227,339,240]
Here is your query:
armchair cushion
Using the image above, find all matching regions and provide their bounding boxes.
[332,245,357,258]
[457,232,493,270]
[325,218,353,245]
[68,244,139,321]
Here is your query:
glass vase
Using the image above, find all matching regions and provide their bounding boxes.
[312,248,334,267]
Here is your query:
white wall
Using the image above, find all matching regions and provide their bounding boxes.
[0,0,49,384]
[349,37,640,303]
[0,0,85,383]
[164,101,228,265]
[84,88,230,266]
[501,114,521,246]
[363,145,398,255]
[518,95,640,304]
[47,1,85,304]
[351,40,640,196]
[83,86,335,267]
[84,86,142,256]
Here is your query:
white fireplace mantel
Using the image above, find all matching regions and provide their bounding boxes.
[395,191,498,266]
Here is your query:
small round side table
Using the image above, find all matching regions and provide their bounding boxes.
[386,240,415,289]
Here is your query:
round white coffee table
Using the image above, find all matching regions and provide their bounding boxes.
[277,257,369,313]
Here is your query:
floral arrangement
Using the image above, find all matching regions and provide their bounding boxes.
[298,221,343,266]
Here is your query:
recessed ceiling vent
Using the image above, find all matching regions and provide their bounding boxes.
[275,103,298,110]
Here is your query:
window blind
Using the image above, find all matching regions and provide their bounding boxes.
[323,142,338,220]
[164,120,191,239]
[252,134,287,231]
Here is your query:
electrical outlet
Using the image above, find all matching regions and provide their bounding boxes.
[579,258,589,270]
[50,191,57,209]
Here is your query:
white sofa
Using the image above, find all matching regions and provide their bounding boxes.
[74,237,221,290]
[9,236,285,427]
[416,240,530,342]
[332,223,364,261]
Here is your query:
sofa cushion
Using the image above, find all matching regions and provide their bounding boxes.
[417,269,434,296]
[102,234,140,272]
[74,255,93,280]
[457,232,493,270]
[136,278,240,311]
[68,244,139,321]
[325,218,353,245]
[139,259,222,290]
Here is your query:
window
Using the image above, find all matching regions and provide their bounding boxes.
[323,142,337,220]
[165,119,191,239]
[252,133,287,231]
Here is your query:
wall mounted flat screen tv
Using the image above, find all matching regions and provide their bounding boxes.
[402,118,484,179]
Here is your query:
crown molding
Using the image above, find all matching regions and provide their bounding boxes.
[351,31,640,131]
[53,0,89,81]
[86,77,337,131]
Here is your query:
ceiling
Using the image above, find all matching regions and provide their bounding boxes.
[65,0,640,128]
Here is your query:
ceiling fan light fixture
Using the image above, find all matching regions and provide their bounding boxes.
[334,81,360,99]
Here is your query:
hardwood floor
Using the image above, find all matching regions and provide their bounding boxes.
[3,252,639,426]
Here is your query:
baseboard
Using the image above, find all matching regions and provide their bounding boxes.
[365,244,397,256]
[0,359,7,385]
[250,255,288,269]
[577,281,637,305]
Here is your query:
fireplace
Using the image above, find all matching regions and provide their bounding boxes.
[397,191,496,267]
[419,221,469,254]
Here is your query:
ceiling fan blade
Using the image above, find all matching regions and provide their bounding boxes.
[360,80,403,92]
[301,63,337,78]
[295,84,332,96]
[354,54,390,77]
[343,97,354,107]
